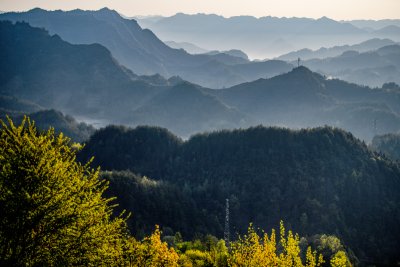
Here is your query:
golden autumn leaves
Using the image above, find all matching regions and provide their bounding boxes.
[127,221,350,267]
[229,222,324,267]
[0,117,127,266]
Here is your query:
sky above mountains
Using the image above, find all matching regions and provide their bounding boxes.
[1,0,399,20]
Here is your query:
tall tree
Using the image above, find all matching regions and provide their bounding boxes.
[0,117,127,266]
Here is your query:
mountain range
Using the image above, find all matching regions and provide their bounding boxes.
[1,20,400,140]
[0,20,164,118]
[2,8,399,89]
[0,20,251,137]
[301,44,400,86]
[137,13,400,59]
[0,8,293,88]
[276,38,397,61]
[347,19,400,30]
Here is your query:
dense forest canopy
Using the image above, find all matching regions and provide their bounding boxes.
[80,124,400,265]
[0,117,355,266]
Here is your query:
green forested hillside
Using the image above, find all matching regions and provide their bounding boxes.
[101,171,213,239]
[79,125,400,265]
[3,117,346,266]
[26,110,95,142]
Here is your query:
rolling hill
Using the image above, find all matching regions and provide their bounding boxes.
[129,82,250,137]
[79,125,400,265]
[211,66,400,140]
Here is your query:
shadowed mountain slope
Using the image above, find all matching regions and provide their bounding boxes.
[0,8,293,88]
[129,82,250,137]
[0,21,254,136]
[0,20,162,119]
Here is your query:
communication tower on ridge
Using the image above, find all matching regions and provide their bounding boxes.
[373,118,377,137]
[224,198,230,248]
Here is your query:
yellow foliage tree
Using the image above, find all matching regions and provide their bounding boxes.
[228,221,324,267]
[330,251,352,267]
[127,225,179,267]
[229,223,278,266]
[0,117,128,266]
[178,249,213,267]
[175,237,228,267]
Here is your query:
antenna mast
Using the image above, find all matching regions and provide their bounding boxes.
[373,118,377,137]
[224,198,230,248]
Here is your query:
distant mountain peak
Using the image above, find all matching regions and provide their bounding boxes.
[30,7,46,13]
[318,16,332,21]
[274,66,326,88]
[290,65,314,75]
[97,7,120,16]
[99,7,112,12]
[171,80,198,89]
[167,75,184,86]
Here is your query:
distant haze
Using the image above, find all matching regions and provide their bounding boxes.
[1,0,399,20]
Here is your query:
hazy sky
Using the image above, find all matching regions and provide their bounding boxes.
[0,0,399,20]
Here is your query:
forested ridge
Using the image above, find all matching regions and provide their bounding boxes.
[79,125,400,265]
[1,117,355,266]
